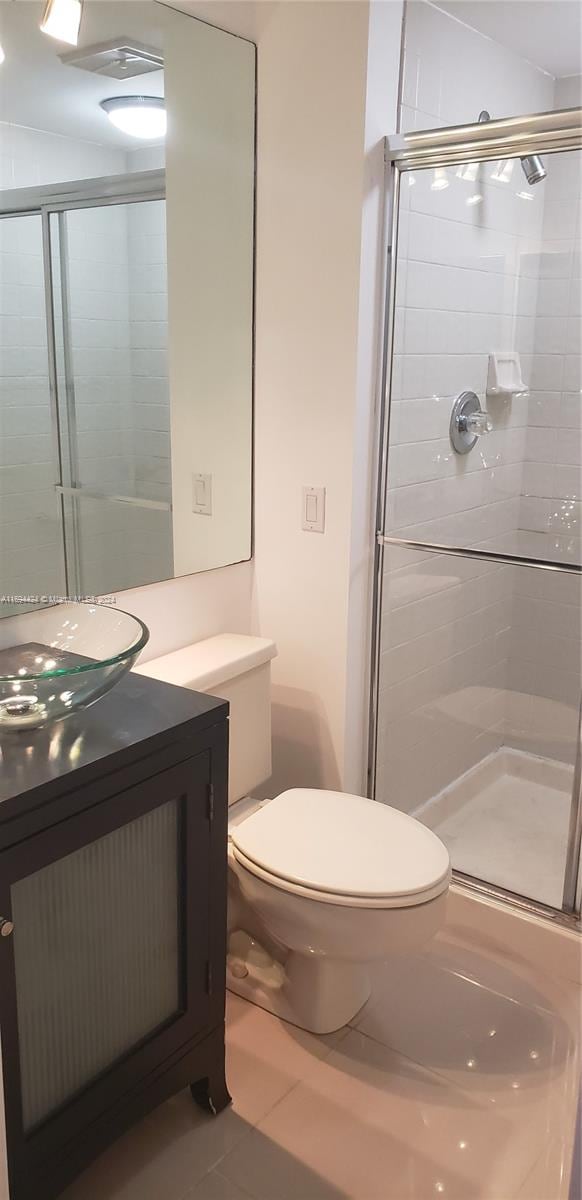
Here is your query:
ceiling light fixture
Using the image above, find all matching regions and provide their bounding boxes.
[40,0,83,46]
[0,43,5,65]
[100,95,166,140]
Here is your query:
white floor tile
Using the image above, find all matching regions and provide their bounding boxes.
[183,1168,255,1200]
[62,997,345,1200]
[218,1029,549,1200]
[61,1093,251,1200]
[61,921,580,1200]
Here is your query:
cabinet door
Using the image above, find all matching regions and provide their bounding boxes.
[0,752,213,1196]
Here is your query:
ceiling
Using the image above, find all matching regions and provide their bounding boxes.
[433,0,582,78]
[162,0,262,42]
[0,1,166,147]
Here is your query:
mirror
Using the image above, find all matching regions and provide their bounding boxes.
[0,1,255,613]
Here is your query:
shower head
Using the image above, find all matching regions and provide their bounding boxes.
[477,110,546,186]
[520,153,547,185]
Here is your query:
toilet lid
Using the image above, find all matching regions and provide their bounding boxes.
[230,789,450,901]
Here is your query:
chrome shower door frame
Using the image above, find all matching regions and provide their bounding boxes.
[370,105,582,928]
[0,172,166,599]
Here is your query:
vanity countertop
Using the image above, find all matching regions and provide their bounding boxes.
[0,672,228,833]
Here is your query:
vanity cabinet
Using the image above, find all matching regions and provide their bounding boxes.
[0,674,230,1200]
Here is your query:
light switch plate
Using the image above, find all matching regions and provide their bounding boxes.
[192,473,212,516]
[302,486,325,533]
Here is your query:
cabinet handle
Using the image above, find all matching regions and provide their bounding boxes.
[0,918,14,938]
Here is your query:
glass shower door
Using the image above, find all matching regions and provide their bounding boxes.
[49,197,173,598]
[373,138,582,917]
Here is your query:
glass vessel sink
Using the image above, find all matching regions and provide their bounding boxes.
[0,603,149,730]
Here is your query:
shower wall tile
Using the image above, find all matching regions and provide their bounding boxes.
[401,0,553,130]
[126,195,172,570]
[0,203,63,607]
[64,198,138,598]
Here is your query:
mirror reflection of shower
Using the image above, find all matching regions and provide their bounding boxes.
[478,109,547,183]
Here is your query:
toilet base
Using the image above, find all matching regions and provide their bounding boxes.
[226,929,370,1034]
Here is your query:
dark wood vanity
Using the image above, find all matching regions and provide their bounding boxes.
[0,673,230,1200]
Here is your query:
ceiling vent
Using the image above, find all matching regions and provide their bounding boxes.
[59,38,163,79]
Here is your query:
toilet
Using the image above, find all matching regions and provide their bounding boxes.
[135,634,451,1034]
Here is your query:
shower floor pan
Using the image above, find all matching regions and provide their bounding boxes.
[417,748,573,910]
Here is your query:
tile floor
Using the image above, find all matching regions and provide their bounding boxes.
[420,749,573,908]
[63,912,580,1200]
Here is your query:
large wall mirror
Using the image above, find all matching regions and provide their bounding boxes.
[0,1,255,614]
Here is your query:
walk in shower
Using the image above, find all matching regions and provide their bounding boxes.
[0,171,171,610]
[371,107,582,923]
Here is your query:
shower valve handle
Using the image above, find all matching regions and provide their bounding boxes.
[459,410,492,437]
[450,391,492,455]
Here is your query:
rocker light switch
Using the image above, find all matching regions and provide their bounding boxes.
[302,486,325,533]
[192,473,212,516]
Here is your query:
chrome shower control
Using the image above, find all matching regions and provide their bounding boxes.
[462,409,493,437]
[450,391,492,454]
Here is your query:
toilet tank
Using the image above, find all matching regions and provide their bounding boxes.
[134,635,277,804]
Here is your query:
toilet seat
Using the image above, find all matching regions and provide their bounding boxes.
[230,788,451,909]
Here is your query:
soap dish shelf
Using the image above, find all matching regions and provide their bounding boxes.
[486,351,528,399]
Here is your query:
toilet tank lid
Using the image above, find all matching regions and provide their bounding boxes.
[134,634,277,691]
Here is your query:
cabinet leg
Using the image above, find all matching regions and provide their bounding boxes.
[190,1065,231,1116]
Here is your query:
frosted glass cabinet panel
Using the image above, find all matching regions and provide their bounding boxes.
[12,799,180,1131]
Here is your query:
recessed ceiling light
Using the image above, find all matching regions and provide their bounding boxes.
[100,96,166,140]
[0,43,5,65]
[40,0,83,46]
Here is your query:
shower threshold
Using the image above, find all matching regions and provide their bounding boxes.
[416,748,573,910]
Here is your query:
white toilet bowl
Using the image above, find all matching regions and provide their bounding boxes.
[227,788,451,1034]
[136,636,451,1036]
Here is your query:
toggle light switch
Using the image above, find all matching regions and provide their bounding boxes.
[192,472,212,515]
[302,486,325,533]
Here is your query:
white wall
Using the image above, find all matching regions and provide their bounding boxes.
[251,0,403,796]
[119,558,254,662]
[343,0,405,793]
